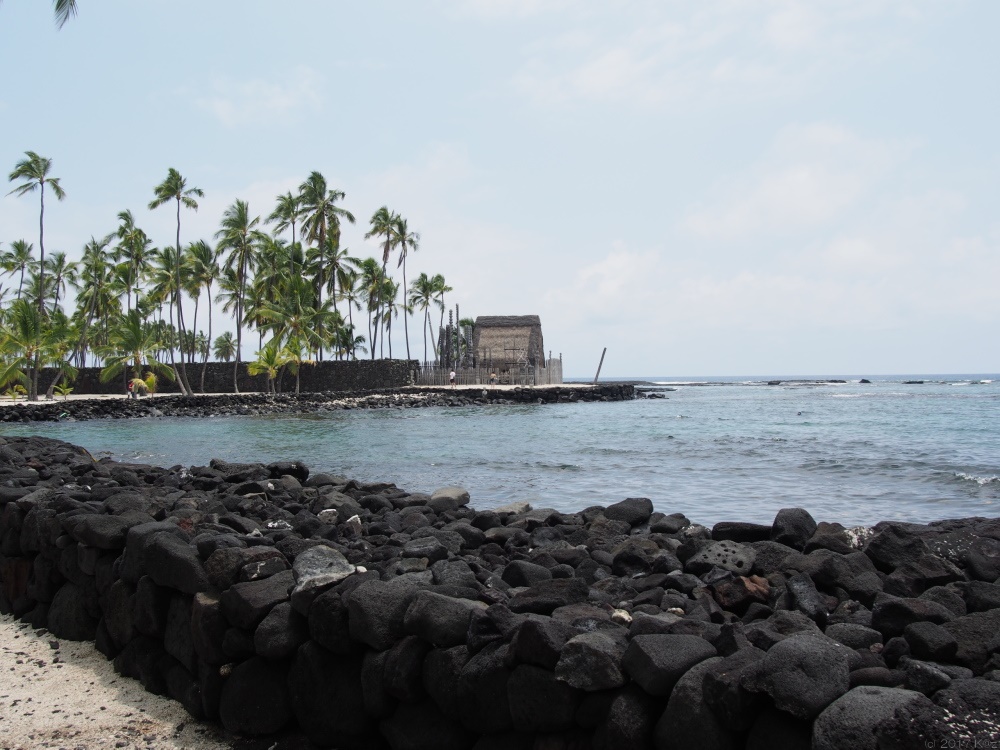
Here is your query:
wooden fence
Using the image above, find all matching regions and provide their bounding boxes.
[415,358,563,387]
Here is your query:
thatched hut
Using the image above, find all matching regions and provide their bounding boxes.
[473,315,545,367]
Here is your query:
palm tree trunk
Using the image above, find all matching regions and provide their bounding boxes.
[202,281,212,393]
[38,185,46,318]
[173,199,192,395]
[403,258,411,360]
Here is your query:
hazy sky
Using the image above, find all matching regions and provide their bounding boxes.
[2,1,998,377]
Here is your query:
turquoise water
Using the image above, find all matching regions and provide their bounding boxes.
[2,376,998,527]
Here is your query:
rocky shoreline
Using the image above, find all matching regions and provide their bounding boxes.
[1,435,999,749]
[0,384,634,423]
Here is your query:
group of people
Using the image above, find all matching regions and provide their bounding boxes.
[448,371,500,389]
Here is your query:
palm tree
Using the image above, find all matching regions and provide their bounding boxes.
[337,266,364,360]
[432,273,453,348]
[298,171,354,309]
[113,210,150,313]
[247,338,288,395]
[7,151,65,317]
[70,235,117,366]
[216,199,266,393]
[149,168,202,396]
[97,310,176,388]
[44,251,76,315]
[0,298,45,399]
[394,215,419,360]
[213,331,237,362]
[409,272,443,365]
[184,239,219,392]
[364,206,399,358]
[266,191,302,279]
[356,257,384,359]
[3,240,36,301]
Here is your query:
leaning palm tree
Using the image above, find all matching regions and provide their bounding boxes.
[216,199,266,393]
[149,168,202,395]
[7,151,65,317]
[298,171,354,308]
[393,215,420,360]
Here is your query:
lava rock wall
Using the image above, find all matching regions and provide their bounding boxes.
[43,359,420,396]
[1,435,999,749]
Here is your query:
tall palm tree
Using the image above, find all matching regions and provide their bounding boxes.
[216,199,266,393]
[114,210,150,313]
[409,272,443,365]
[7,151,65,317]
[393,215,419,360]
[364,206,399,358]
[184,239,219,392]
[298,171,354,309]
[337,266,364,360]
[356,257,385,359]
[266,191,302,279]
[149,168,202,396]
[432,273,452,355]
[70,235,116,366]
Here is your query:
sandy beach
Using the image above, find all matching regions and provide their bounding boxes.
[0,614,231,750]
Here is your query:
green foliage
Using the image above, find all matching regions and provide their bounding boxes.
[3,384,26,400]
[53,383,73,400]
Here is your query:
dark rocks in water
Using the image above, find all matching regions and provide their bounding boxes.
[4,434,1000,749]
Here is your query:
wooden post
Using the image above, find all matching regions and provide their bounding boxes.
[593,348,607,385]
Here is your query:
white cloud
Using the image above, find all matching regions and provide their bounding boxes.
[192,66,324,128]
[508,1,944,108]
[683,123,915,240]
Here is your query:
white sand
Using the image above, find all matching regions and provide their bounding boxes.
[0,614,231,750]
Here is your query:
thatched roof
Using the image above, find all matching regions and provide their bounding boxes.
[475,315,542,328]
[473,315,545,366]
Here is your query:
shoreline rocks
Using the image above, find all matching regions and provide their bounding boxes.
[1,435,998,748]
[0,384,635,423]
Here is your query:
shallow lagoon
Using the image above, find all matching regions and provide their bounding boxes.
[2,377,998,527]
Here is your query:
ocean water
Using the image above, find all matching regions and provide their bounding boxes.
[2,375,998,528]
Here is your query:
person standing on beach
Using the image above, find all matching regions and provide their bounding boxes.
[490,372,498,390]
[450,370,456,388]
[127,380,134,399]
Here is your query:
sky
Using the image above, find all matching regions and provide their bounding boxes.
[1,0,998,378]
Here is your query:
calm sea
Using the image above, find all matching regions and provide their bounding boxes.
[2,375,998,528]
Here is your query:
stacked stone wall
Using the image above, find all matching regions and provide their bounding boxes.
[40,359,419,396]
[1,435,998,748]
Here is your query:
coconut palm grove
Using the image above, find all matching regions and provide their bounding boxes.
[1,151,455,400]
